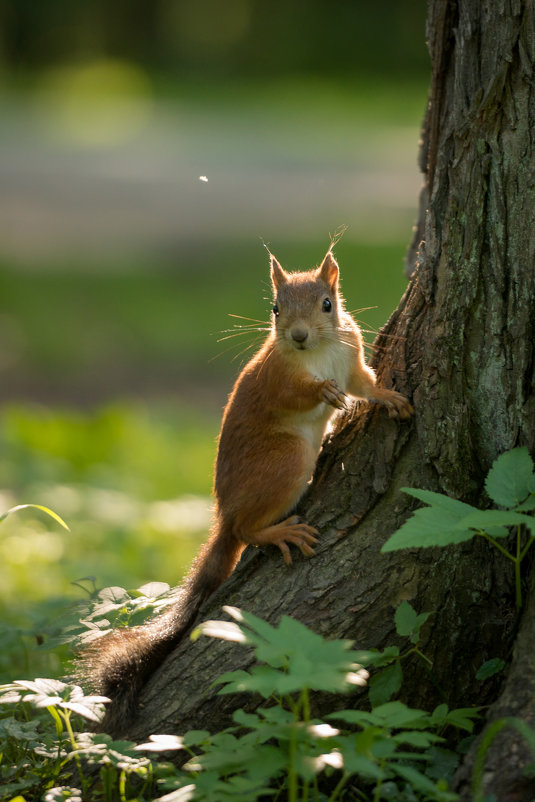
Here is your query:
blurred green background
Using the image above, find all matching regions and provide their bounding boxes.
[0,0,429,678]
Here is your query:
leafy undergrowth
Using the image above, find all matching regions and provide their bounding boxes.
[1,595,479,802]
[3,449,535,800]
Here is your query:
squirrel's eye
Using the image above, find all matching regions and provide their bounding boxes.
[322,298,332,313]
[272,304,279,317]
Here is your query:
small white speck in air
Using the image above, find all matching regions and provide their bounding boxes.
[199,175,209,183]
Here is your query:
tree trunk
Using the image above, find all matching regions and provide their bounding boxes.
[123,0,535,794]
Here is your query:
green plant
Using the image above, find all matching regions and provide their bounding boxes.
[1,603,481,802]
[381,447,535,608]
[0,678,160,802]
[365,600,433,708]
[148,605,468,801]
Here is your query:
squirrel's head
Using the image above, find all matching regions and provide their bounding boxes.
[269,252,343,352]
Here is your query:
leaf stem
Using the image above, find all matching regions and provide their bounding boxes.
[61,709,87,793]
[476,531,515,562]
[412,647,434,668]
[514,524,523,609]
[373,758,386,802]
[519,534,535,562]
[328,771,350,802]
[119,768,127,802]
[288,712,299,802]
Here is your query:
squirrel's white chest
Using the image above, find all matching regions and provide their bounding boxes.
[302,341,353,389]
[290,342,354,450]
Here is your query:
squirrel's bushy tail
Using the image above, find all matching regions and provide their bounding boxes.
[77,524,242,736]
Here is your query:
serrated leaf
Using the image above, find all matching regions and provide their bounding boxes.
[393,763,456,798]
[426,746,461,782]
[403,488,477,516]
[223,606,279,646]
[216,669,256,693]
[382,503,475,552]
[516,495,535,511]
[394,601,418,636]
[370,701,430,729]
[392,730,443,748]
[337,749,385,780]
[217,664,279,698]
[369,661,403,708]
[475,658,506,681]
[459,509,535,534]
[485,447,535,508]
[97,586,130,604]
[394,601,432,642]
[445,707,480,733]
[181,729,211,747]
[133,581,171,599]
[431,703,449,727]
[369,646,400,667]
[326,708,376,726]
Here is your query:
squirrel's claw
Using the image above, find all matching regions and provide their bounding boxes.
[270,516,319,565]
[321,379,347,409]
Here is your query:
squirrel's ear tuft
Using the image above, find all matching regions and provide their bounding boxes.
[270,255,288,289]
[318,251,339,291]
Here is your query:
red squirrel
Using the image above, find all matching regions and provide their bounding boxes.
[79,251,413,734]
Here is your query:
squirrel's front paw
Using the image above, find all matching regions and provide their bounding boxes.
[320,379,347,410]
[374,388,414,420]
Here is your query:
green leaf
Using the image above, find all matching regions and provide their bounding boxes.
[392,730,443,748]
[367,645,400,667]
[459,509,535,534]
[476,658,506,681]
[444,706,480,733]
[370,701,430,729]
[328,709,382,727]
[425,746,461,782]
[336,747,385,780]
[181,729,211,747]
[393,763,458,800]
[516,495,535,511]
[394,600,418,636]
[382,502,474,552]
[0,503,70,530]
[394,601,432,643]
[214,607,367,695]
[430,703,449,728]
[485,447,535,508]
[223,605,280,647]
[133,581,171,599]
[402,488,477,516]
[369,661,403,708]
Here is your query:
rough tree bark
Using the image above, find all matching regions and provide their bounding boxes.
[122,1,535,797]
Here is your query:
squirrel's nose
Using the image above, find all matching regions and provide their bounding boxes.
[291,326,309,343]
